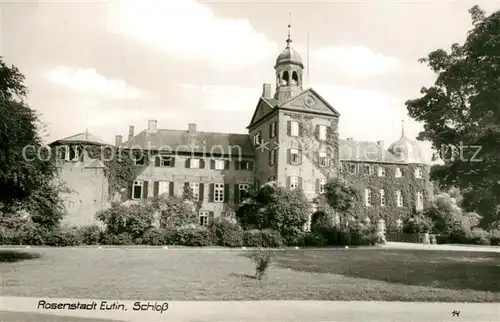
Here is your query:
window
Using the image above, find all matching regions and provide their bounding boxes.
[395,167,402,178]
[318,125,327,140]
[190,158,200,169]
[268,176,276,182]
[214,159,225,170]
[158,181,169,196]
[396,190,403,207]
[189,182,199,199]
[349,164,357,174]
[415,167,423,179]
[134,155,145,166]
[199,211,209,226]
[290,176,299,190]
[59,145,70,161]
[238,160,253,170]
[290,121,299,137]
[160,156,174,167]
[416,192,424,210]
[132,180,143,200]
[270,122,277,138]
[269,149,276,166]
[319,179,326,194]
[365,188,372,206]
[365,165,374,175]
[319,152,329,167]
[239,184,250,200]
[290,149,301,165]
[214,183,224,202]
[380,189,386,207]
[378,166,386,177]
[254,132,261,145]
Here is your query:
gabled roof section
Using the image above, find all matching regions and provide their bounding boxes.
[247,97,279,128]
[121,129,255,157]
[339,139,405,164]
[277,88,340,117]
[49,132,108,146]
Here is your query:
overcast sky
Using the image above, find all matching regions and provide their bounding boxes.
[2,0,499,162]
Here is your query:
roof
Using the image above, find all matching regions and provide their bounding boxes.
[50,132,108,146]
[387,131,428,164]
[339,139,406,164]
[275,46,304,68]
[122,129,255,157]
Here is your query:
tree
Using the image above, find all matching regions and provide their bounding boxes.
[0,57,64,227]
[150,195,198,228]
[319,178,360,228]
[405,6,500,226]
[235,182,309,241]
[96,202,155,239]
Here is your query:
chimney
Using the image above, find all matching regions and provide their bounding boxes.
[115,135,122,147]
[377,140,384,147]
[346,137,354,141]
[188,123,197,133]
[262,83,272,98]
[128,125,134,141]
[148,120,157,132]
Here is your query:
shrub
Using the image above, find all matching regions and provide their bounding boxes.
[402,213,433,233]
[252,249,275,280]
[488,229,500,246]
[243,229,283,247]
[174,225,213,246]
[96,202,155,239]
[302,232,328,247]
[467,229,491,245]
[210,218,243,247]
[138,228,168,246]
[77,224,103,245]
[349,221,378,246]
[101,232,134,245]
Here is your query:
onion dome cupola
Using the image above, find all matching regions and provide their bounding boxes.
[274,19,304,102]
[387,120,427,164]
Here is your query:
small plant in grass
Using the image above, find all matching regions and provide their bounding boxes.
[252,248,275,280]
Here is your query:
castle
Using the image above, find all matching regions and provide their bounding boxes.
[49,29,432,229]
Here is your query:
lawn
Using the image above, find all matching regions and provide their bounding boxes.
[0,247,498,302]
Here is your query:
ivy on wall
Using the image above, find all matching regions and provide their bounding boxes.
[282,114,432,227]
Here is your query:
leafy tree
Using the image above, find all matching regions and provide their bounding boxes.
[0,57,64,227]
[95,202,155,239]
[319,178,359,228]
[235,182,309,241]
[405,6,500,226]
[150,195,198,228]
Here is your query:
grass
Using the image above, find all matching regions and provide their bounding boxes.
[0,247,498,302]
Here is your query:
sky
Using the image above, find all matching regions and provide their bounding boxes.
[1,0,499,163]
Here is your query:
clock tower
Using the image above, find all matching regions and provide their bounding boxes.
[274,23,304,102]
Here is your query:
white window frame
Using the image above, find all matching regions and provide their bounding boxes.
[240,160,252,170]
[270,122,277,138]
[319,179,326,194]
[416,192,424,210]
[290,121,299,137]
[319,152,329,167]
[349,164,357,174]
[290,148,301,164]
[290,176,299,190]
[396,190,403,207]
[270,149,276,166]
[365,188,372,207]
[189,182,200,199]
[318,125,327,140]
[214,183,224,203]
[160,156,173,167]
[378,166,386,177]
[380,189,386,207]
[365,165,374,175]
[190,158,200,169]
[415,167,423,179]
[214,159,225,170]
[254,132,261,145]
[158,181,169,196]
[132,180,144,200]
[199,211,209,226]
[395,167,402,178]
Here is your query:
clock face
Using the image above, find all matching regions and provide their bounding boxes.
[304,95,316,107]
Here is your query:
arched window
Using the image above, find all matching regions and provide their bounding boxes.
[282,71,289,85]
[291,71,299,85]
